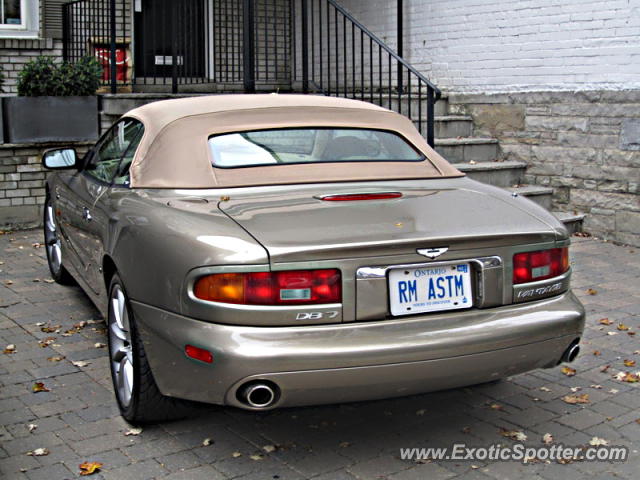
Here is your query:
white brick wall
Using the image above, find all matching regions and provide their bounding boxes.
[340,0,640,93]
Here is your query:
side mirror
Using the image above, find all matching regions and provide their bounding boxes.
[42,148,78,170]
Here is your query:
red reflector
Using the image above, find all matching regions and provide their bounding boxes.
[194,269,342,305]
[320,192,402,201]
[185,345,213,363]
[513,247,569,285]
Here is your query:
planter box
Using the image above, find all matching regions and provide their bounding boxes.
[2,96,98,144]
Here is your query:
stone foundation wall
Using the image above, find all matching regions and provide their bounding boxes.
[448,90,640,246]
[0,143,90,229]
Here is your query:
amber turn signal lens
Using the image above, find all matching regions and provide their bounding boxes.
[193,269,341,305]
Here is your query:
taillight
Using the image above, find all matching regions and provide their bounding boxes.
[513,247,569,284]
[194,269,341,305]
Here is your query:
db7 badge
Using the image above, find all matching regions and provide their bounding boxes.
[296,311,339,321]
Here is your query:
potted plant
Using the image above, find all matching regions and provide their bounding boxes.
[2,56,102,143]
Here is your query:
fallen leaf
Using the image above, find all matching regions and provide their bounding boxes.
[79,461,103,476]
[500,429,527,442]
[589,437,609,446]
[600,365,611,373]
[617,323,630,331]
[469,160,477,165]
[35,322,45,326]
[628,331,636,336]
[609,388,619,394]
[28,424,37,432]
[562,393,590,404]
[607,332,618,336]
[561,366,576,377]
[250,454,264,461]
[489,403,504,411]
[43,279,55,284]
[590,384,603,389]
[614,372,639,383]
[40,324,61,333]
[598,318,613,325]
[26,448,49,456]
[124,428,142,436]
[339,441,351,448]
[262,444,277,453]
[32,382,50,393]
[232,451,242,458]
[635,419,640,425]
[202,438,213,446]
[586,288,597,295]
[5,280,13,285]
[593,350,601,356]
[542,433,553,445]
[570,387,582,392]
[415,409,426,416]
[624,359,636,367]
[462,426,471,434]
[539,386,551,392]
[94,343,106,349]
[38,337,55,348]
[635,351,640,355]
[47,356,65,362]
[3,344,16,354]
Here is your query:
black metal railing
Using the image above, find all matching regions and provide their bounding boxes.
[291,0,441,145]
[62,0,440,145]
[63,0,214,93]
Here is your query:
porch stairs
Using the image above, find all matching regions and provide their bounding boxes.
[430,96,585,233]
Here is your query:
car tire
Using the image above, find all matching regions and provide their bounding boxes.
[107,273,192,424]
[43,195,74,285]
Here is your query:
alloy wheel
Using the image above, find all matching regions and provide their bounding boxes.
[44,202,62,275]
[108,285,134,408]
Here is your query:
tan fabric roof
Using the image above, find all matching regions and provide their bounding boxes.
[126,94,463,188]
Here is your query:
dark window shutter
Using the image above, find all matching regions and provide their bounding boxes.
[44,0,68,40]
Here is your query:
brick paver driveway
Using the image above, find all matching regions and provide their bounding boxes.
[1,230,638,480]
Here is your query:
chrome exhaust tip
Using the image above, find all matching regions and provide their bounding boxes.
[238,382,278,409]
[562,341,580,363]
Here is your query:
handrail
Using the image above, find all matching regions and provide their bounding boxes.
[326,0,440,94]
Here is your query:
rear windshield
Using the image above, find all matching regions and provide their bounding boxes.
[208,128,424,168]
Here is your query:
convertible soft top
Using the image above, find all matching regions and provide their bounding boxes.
[126,94,463,188]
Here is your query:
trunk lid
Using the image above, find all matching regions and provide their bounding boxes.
[217,178,562,263]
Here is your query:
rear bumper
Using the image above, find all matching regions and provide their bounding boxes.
[132,291,585,409]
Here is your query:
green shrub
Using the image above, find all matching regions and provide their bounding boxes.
[17,55,102,96]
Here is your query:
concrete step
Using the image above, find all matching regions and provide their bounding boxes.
[412,115,474,138]
[436,137,499,163]
[506,184,554,210]
[552,211,586,234]
[452,161,527,188]
[433,115,473,138]
[365,94,449,116]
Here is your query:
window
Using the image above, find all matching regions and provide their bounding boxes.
[86,119,144,184]
[1,0,21,25]
[208,128,424,168]
[0,0,39,38]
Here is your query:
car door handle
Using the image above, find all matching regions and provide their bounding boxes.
[82,207,92,222]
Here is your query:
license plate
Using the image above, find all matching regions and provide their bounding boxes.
[389,263,473,316]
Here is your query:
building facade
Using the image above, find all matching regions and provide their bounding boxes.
[0,0,639,245]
